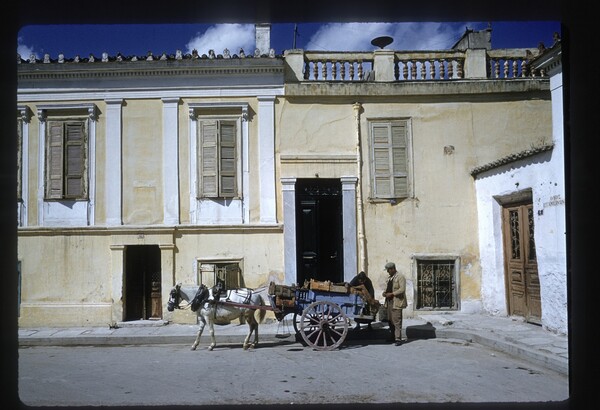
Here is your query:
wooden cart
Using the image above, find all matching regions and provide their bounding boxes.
[268,279,379,351]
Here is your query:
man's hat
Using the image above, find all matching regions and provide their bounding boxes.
[384,262,396,270]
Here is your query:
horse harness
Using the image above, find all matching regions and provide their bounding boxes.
[168,283,255,316]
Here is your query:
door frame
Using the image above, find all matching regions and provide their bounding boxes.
[295,178,344,284]
[500,193,541,324]
[281,177,358,286]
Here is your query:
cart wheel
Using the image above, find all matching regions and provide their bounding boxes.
[299,301,349,350]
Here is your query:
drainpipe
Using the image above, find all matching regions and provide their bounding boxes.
[353,102,367,273]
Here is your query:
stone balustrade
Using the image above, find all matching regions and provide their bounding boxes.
[285,48,542,82]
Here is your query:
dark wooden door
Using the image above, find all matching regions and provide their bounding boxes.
[124,245,161,321]
[296,179,343,286]
[502,203,541,324]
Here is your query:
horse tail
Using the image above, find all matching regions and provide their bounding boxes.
[257,294,267,324]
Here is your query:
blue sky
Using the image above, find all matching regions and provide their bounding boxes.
[17,21,560,60]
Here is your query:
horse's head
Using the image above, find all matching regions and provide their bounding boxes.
[167,283,182,312]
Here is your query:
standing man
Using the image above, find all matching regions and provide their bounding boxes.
[382,262,407,346]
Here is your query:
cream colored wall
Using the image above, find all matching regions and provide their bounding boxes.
[171,230,284,288]
[278,103,356,157]
[469,100,552,167]
[93,101,107,224]
[18,233,113,327]
[277,97,551,312]
[18,228,283,327]
[122,100,164,225]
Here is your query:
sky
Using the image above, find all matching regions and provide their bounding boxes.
[16,21,561,60]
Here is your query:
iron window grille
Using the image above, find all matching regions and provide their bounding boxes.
[415,258,459,310]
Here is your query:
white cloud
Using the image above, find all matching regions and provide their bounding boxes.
[185,24,255,56]
[17,37,37,60]
[305,22,471,51]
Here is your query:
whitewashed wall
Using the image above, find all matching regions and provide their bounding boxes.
[475,70,567,334]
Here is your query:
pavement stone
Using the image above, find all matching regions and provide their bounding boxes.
[18,312,569,376]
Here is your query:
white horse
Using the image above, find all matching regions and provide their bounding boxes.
[167,283,267,351]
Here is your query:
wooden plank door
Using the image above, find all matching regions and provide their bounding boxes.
[502,203,541,324]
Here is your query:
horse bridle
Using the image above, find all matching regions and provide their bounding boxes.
[167,284,189,311]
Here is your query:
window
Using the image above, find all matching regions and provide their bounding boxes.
[198,119,238,198]
[198,261,242,291]
[189,102,247,224]
[415,257,459,310]
[369,119,412,199]
[45,119,88,200]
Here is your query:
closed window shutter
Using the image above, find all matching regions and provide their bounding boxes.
[219,121,236,197]
[391,122,408,197]
[371,121,409,198]
[199,121,219,197]
[64,122,86,198]
[47,121,64,199]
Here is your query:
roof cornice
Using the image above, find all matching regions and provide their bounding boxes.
[17,58,285,82]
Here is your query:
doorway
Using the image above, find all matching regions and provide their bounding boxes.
[124,245,162,321]
[502,202,541,324]
[295,178,343,285]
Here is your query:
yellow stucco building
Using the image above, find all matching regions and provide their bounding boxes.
[16,25,567,335]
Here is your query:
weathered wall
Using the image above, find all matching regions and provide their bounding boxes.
[18,228,284,327]
[122,100,164,225]
[277,95,552,316]
[475,74,566,334]
[18,232,113,327]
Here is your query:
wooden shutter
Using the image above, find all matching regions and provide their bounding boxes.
[199,121,219,197]
[64,122,86,198]
[47,121,64,199]
[391,122,408,197]
[371,121,409,198]
[198,119,238,198]
[219,121,236,197]
[200,262,241,290]
[217,263,241,290]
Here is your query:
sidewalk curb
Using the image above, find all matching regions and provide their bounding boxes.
[435,328,569,376]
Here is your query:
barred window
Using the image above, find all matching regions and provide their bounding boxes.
[369,119,412,199]
[45,120,88,200]
[198,119,238,198]
[415,258,459,310]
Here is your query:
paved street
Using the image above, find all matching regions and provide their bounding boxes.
[18,337,568,407]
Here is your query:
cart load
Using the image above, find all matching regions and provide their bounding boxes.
[267,279,381,350]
